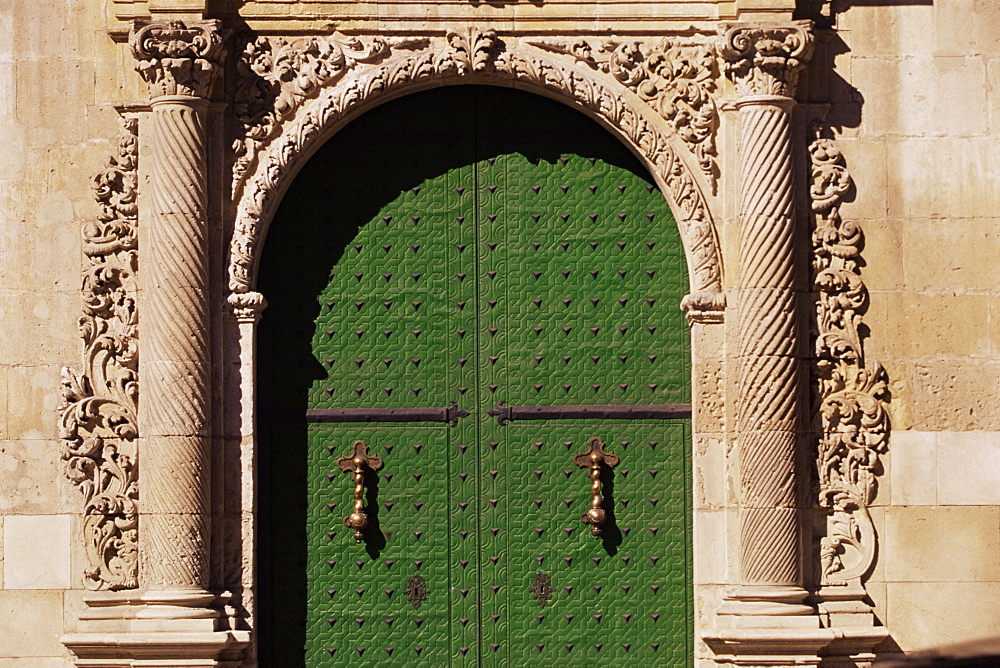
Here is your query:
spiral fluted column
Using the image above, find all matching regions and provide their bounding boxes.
[721,21,815,615]
[131,19,223,592]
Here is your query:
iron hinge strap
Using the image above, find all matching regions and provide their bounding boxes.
[486,400,692,425]
[305,401,470,426]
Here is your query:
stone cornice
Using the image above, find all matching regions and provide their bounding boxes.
[720,20,814,98]
[130,19,225,99]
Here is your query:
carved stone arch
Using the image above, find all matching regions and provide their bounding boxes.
[226,30,726,323]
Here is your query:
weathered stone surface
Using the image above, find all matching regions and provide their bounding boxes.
[868,292,992,360]
[883,505,1000,583]
[0,590,66,658]
[901,218,1000,293]
[886,582,1000,652]
[885,137,1000,219]
[910,360,1000,431]
[853,56,989,138]
[0,440,72,515]
[2,515,71,589]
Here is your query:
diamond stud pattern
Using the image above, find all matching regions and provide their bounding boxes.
[263,87,692,665]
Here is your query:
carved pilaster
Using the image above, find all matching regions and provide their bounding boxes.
[721,21,815,616]
[131,19,223,591]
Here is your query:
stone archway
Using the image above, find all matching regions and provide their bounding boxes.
[224,30,726,323]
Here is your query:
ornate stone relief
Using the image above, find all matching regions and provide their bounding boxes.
[232,32,430,183]
[810,123,889,586]
[528,38,719,188]
[229,29,726,322]
[59,118,140,591]
[720,21,813,98]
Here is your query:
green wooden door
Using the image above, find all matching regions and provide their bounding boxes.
[258,86,692,666]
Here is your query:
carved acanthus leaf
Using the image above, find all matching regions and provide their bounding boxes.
[59,118,140,591]
[232,32,429,183]
[229,31,725,323]
[720,21,814,98]
[529,38,719,188]
[130,20,224,99]
[810,124,889,586]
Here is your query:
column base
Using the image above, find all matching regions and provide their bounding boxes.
[706,585,888,667]
[717,585,817,621]
[703,626,889,668]
[812,580,879,628]
[62,589,250,668]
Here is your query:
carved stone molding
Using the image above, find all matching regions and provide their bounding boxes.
[130,20,225,99]
[529,37,720,189]
[59,117,140,591]
[810,123,889,587]
[720,21,814,98]
[228,29,726,323]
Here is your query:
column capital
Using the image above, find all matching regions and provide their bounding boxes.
[130,19,225,99]
[227,291,268,324]
[720,20,814,99]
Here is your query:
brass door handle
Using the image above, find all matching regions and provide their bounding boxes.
[572,437,619,538]
[336,440,383,541]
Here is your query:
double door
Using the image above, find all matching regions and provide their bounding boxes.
[259,86,692,665]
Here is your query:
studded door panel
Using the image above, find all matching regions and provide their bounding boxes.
[260,86,691,666]
[475,90,691,665]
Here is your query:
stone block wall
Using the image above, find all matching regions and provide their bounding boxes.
[0,0,124,663]
[831,0,1000,653]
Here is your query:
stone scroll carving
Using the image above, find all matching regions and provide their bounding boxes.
[59,118,140,591]
[810,124,889,585]
[229,30,726,322]
[528,38,720,189]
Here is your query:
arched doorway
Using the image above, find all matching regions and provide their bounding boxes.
[257,85,692,665]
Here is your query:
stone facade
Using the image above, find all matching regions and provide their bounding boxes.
[0,0,996,665]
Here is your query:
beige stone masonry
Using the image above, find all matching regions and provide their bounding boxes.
[3,515,71,590]
[888,432,1000,506]
[0,0,994,665]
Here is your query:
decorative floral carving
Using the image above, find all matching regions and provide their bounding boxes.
[720,21,814,98]
[445,28,501,73]
[59,118,140,590]
[130,20,224,99]
[229,32,725,323]
[810,123,889,585]
[529,38,719,188]
[232,33,429,183]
